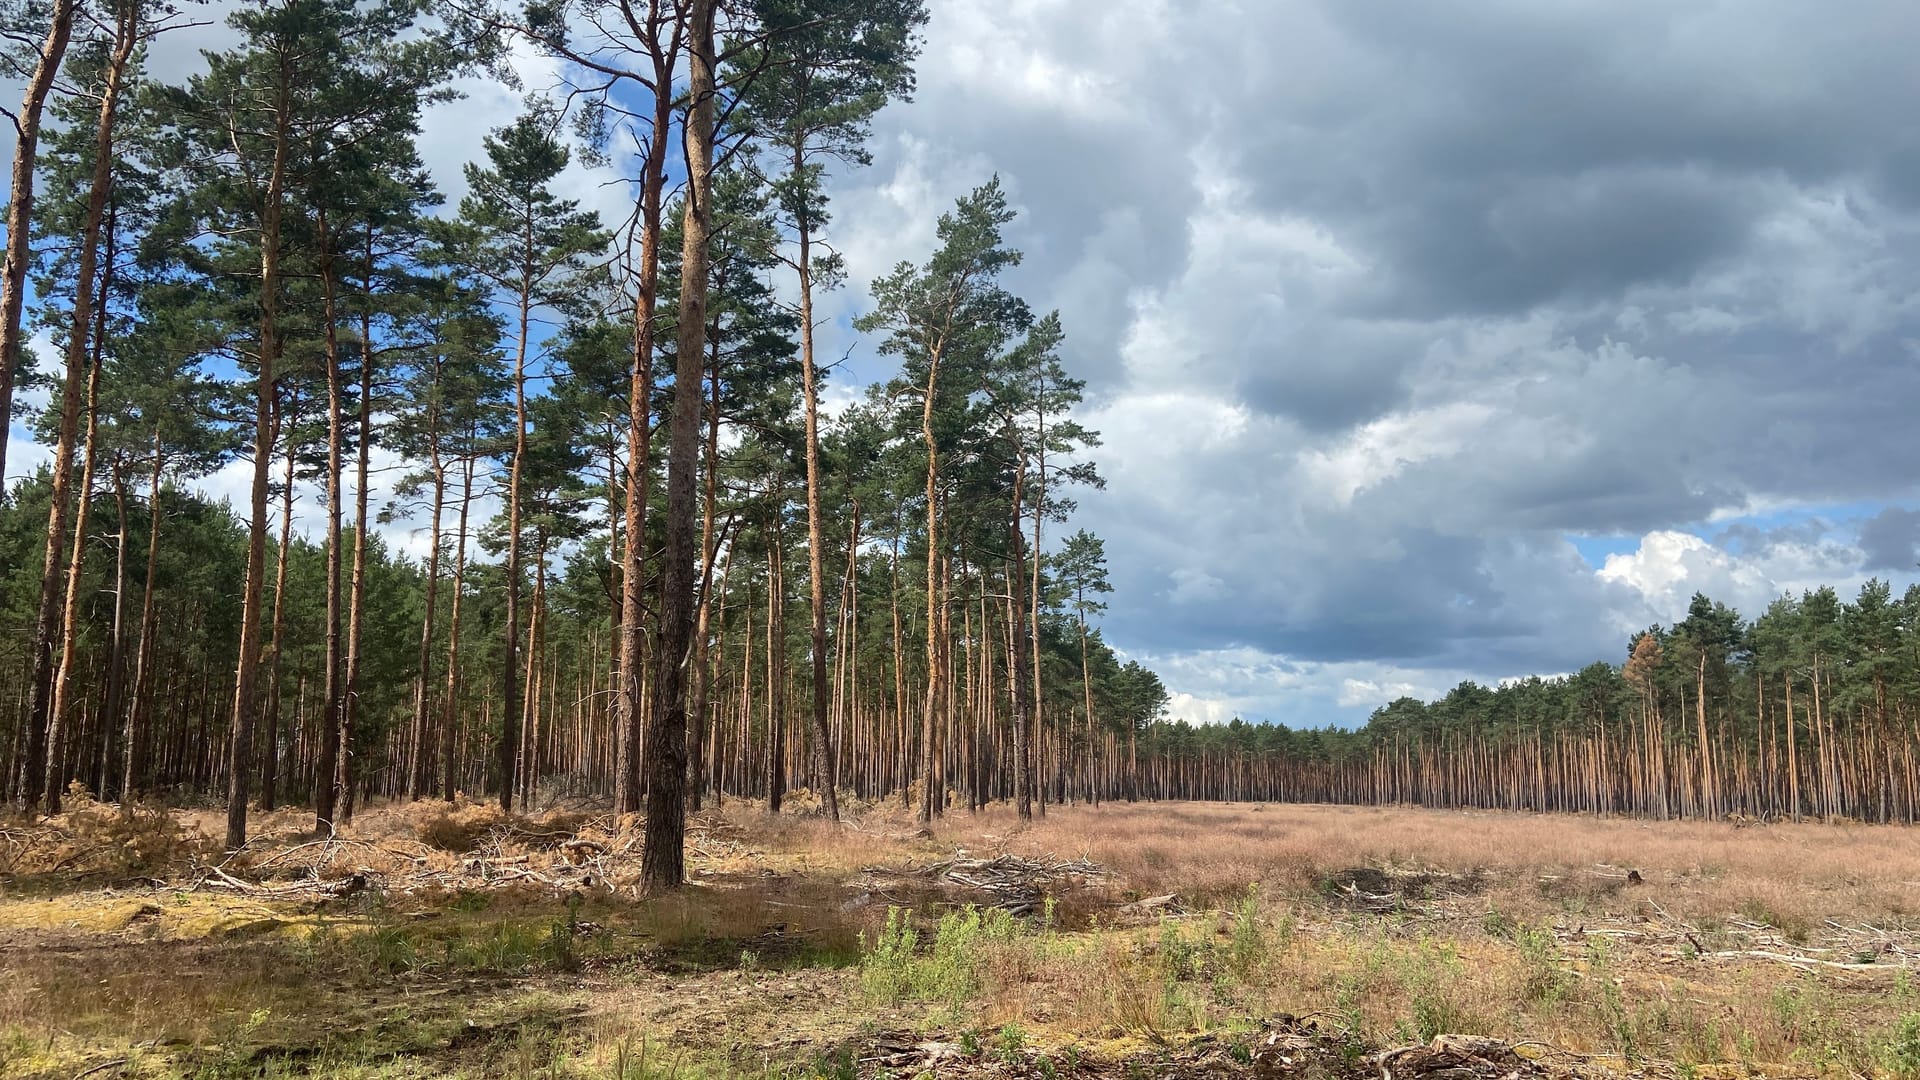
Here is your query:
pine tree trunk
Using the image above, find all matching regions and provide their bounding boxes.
[690,370,725,810]
[643,0,714,892]
[227,53,292,848]
[0,0,76,489]
[520,547,545,807]
[1007,465,1033,819]
[262,401,296,811]
[122,428,165,807]
[794,181,840,823]
[502,272,531,812]
[408,448,446,799]
[1030,393,1047,807]
[314,209,347,832]
[442,450,475,801]
[767,527,786,813]
[102,469,131,801]
[918,352,945,823]
[47,330,106,806]
[341,256,376,821]
[614,5,678,817]
[28,8,132,814]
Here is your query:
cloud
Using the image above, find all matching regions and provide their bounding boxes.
[1597,525,1881,630]
[817,0,1920,724]
[1859,508,1920,572]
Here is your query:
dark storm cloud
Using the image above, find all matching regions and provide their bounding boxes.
[920,0,1920,715]
[1228,1,1920,319]
[1351,169,1765,317]
[1233,316,1418,432]
[1859,508,1920,572]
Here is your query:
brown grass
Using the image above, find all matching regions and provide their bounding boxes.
[7,796,1920,1077]
[912,800,1920,927]
[879,800,1920,1075]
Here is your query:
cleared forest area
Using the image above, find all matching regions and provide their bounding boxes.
[4,1,1919,1078]
[5,798,1920,1079]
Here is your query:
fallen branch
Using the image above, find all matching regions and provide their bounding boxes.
[1693,948,1908,973]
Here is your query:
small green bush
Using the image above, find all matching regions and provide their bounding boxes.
[1880,1014,1920,1079]
[858,905,1026,1006]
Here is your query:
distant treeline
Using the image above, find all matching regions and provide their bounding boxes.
[1128,587,1920,823]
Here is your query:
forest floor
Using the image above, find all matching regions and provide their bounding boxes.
[4,795,1920,1079]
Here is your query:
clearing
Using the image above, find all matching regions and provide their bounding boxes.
[4,796,1920,1079]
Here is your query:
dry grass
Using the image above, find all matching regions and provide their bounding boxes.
[8,796,1920,1077]
[916,800,1920,927]
[866,800,1920,1076]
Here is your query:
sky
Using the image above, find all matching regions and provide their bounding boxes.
[9,0,1920,729]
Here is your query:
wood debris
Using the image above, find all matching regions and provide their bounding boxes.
[856,852,1110,916]
[832,1021,1610,1079]
[1325,864,1487,914]
[166,814,762,902]
[1117,893,1190,919]
[1378,1034,1550,1080]
[1553,897,1920,976]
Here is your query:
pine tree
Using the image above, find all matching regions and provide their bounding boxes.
[644,0,717,893]
[167,0,449,844]
[738,0,927,824]
[386,276,505,799]
[858,178,1031,822]
[439,101,608,811]
[18,0,145,814]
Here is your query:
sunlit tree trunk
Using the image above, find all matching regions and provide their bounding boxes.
[226,56,293,849]
[340,256,377,821]
[314,209,347,832]
[31,7,134,814]
[614,2,679,818]
[262,400,296,810]
[793,166,839,823]
[441,449,476,801]
[643,0,714,892]
[408,444,446,799]
[47,320,107,806]
[0,0,77,489]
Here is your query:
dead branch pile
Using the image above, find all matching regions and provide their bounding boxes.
[1534,863,1644,903]
[181,811,760,903]
[1554,897,1920,976]
[0,796,788,902]
[1378,1034,1554,1080]
[0,799,210,879]
[1323,863,1487,914]
[855,852,1110,916]
[840,1021,1607,1079]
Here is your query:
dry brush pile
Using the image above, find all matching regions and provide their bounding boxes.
[842,1019,1618,1080]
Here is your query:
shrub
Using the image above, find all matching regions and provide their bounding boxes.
[1880,1014,1920,1079]
[859,907,920,1003]
[858,905,1026,1006]
[1227,885,1265,978]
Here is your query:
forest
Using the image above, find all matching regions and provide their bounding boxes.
[4,0,1920,871]
[1131,587,1920,824]
[12,3,1920,1079]
[0,0,1186,877]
